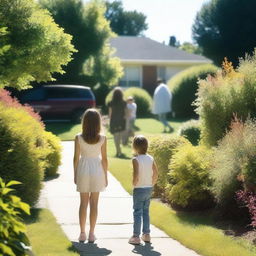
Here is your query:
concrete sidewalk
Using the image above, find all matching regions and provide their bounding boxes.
[38,141,200,256]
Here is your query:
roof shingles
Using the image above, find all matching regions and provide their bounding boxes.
[110,36,210,63]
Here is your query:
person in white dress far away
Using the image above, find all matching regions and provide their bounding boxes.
[152,78,174,133]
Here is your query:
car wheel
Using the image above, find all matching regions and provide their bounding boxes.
[71,109,85,123]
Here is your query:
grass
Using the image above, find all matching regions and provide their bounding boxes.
[109,157,256,256]
[45,117,187,141]
[26,209,78,256]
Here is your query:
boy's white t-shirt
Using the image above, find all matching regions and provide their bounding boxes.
[133,154,154,188]
[127,102,137,119]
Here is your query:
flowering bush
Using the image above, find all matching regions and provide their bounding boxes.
[0,103,46,205]
[195,55,256,146]
[211,119,256,216]
[0,91,62,204]
[236,190,256,228]
[0,88,43,126]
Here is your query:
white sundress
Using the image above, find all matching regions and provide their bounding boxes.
[76,134,106,193]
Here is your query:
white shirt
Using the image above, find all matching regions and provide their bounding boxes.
[134,154,154,188]
[152,83,172,114]
[127,102,137,119]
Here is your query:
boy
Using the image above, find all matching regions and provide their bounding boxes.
[129,135,158,245]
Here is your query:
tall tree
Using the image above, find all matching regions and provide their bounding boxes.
[40,0,122,87]
[105,0,148,36]
[0,0,75,90]
[192,0,256,66]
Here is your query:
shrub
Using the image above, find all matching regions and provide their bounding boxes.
[166,144,213,209]
[0,88,43,125]
[195,55,256,146]
[168,64,217,118]
[211,119,256,217]
[105,87,152,117]
[148,135,189,198]
[0,103,47,205]
[0,178,31,256]
[236,190,256,228]
[178,119,201,145]
[0,90,62,203]
[43,131,62,178]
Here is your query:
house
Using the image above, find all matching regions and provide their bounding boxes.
[110,36,211,94]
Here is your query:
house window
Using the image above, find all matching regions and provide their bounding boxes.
[157,66,166,81]
[158,66,189,82]
[166,66,186,81]
[120,66,141,87]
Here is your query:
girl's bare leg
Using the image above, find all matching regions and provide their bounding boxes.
[79,193,89,233]
[89,192,100,235]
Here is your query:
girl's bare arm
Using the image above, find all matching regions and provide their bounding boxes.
[132,158,139,186]
[101,136,108,186]
[152,161,158,185]
[73,135,80,184]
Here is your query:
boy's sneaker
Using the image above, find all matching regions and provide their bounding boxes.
[128,236,141,245]
[141,234,151,243]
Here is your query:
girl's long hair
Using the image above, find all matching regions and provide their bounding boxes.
[81,108,101,144]
[111,87,124,104]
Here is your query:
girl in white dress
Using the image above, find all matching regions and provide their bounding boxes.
[73,108,108,243]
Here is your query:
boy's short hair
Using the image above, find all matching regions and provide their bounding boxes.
[127,96,134,101]
[133,135,148,154]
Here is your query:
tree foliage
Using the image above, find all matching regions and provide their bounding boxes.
[179,42,202,55]
[0,0,75,90]
[105,0,148,36]
[192,0,256,66]
[40,0,122,87]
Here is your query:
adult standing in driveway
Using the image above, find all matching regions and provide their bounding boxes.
[152,79,173,133]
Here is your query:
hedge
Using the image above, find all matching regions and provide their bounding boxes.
[167,144,213,209]
[178,119,201,145]
[148,135,189,199]
[43,131,62,178]
[168,64,217,118]
[0,90,62,205]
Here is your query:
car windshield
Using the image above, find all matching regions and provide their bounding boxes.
[21,88,46,101]
[46,87,93,99]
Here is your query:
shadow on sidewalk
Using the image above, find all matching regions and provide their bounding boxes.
[132,243,161,256]
[72,241,112,256]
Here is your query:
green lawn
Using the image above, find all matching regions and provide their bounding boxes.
[26,209,78,256]
[45,117,187,141]
[110,157,256,256]
[45,117,186,158]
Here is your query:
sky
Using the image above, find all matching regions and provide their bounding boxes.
[82,0,210,44]
[119,0,209,44]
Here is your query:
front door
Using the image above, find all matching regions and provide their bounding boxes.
[142,66,157,95]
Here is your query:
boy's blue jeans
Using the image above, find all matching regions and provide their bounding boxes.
[133,187,152,237]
